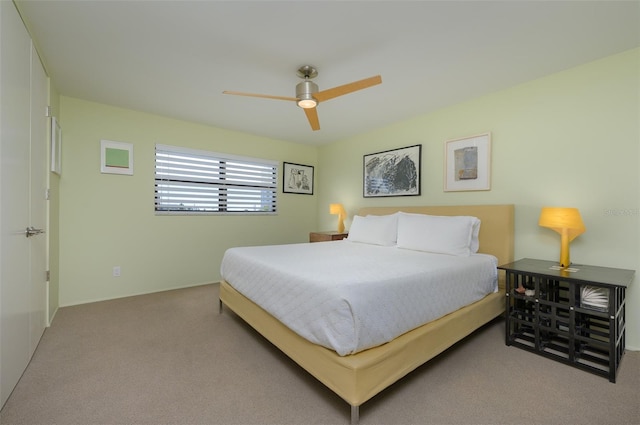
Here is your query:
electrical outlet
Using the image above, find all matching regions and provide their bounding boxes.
[113,266,121,277]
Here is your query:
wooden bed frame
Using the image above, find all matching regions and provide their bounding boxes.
[219,204,514,424]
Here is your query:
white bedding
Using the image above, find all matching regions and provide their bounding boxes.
[220,240,497,356]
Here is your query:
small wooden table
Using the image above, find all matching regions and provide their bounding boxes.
[309,231,349,243]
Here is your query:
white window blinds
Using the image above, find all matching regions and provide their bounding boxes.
[155,144,277,214]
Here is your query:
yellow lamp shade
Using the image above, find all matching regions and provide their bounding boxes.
[538,207,585,268]
[329,203,346,233]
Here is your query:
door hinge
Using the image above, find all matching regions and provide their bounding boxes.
[46,270,50,282]
[45,106,52,117]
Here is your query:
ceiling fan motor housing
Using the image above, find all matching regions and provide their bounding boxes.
[296,80,319,101]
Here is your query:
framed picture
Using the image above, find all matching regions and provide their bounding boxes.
[444,132,491,192]
[50,117,62,175]
[283,162,314,195]
[100,140,134,175]
[363,144,421,197]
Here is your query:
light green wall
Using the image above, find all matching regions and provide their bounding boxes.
[317,48,640,349]
[59,98,318,306]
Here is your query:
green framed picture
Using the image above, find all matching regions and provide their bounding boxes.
[101,140,134,175]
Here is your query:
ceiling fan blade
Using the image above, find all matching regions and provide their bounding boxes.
[304,107,320,131]
[223,90,297,102]
[313,75,382,103]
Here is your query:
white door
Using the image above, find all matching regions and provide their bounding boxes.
[0,1,48,408]
[29,43,48,353]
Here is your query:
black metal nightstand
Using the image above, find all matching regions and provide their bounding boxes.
[498,258,634,383]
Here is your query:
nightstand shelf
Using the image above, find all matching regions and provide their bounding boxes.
[309,231,349,243]
[498,258,634,383]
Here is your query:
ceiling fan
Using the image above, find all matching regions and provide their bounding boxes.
[223,65,382,131]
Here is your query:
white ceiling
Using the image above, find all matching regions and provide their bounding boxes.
[16,1,640,145]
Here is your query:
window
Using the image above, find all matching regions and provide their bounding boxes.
[155,144,277,214]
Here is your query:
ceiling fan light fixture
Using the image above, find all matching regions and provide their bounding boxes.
[297,96,317,109]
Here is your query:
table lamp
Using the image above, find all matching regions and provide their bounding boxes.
[538,207,585,268]
[330,203,346,233]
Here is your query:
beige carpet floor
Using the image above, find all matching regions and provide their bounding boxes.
[1,283,638,425]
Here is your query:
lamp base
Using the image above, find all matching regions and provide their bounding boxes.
[559,232,571,269]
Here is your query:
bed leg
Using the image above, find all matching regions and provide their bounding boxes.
[218,298,223,314]
[350,405,359,425]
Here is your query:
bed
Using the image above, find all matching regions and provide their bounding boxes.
[219,204,514,423]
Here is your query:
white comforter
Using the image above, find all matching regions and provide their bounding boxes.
[220,241,497,356]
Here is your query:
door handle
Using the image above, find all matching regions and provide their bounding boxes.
[25,226,45,238]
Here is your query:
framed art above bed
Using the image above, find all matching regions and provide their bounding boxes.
[363,144,421,197]
[444,133,491,192]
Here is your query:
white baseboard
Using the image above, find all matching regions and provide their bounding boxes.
[58,281,216,308]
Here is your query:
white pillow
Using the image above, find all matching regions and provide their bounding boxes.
[346,213,398,246]
[396,212,480,256]
[470,219,481,253]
